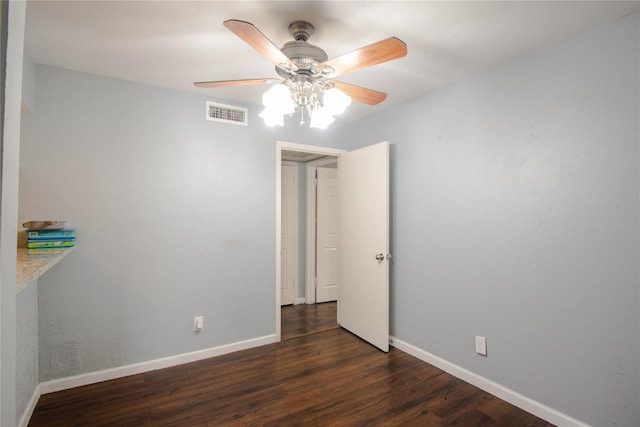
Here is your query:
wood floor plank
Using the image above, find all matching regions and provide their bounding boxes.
[28,306,554,426]
[281,301,338,340]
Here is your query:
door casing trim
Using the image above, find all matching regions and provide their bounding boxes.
[280,161,299,306]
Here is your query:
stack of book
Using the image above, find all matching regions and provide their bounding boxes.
[26,229,76,254]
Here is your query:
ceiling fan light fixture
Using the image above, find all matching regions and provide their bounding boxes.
[262,83,294,114]
[309,106,335,129]
[260,82,351,128]
[259,107,284,127]
[323,87,352,116]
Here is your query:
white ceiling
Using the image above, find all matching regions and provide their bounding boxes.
[25,1,640,122]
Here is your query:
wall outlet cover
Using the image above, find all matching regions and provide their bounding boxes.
[475,335,487,356]
[194,316,204,332]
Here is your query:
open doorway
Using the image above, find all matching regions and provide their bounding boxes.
[282,157,339,340]
[276,141,346,341]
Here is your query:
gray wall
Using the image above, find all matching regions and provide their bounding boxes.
[16,50,37,427]
[347,12,640,427]
[19,66,348,380]
[16,283,38,423]
[21,53,35,113]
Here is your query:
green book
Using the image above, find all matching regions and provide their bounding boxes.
[27,248,72,255]
[26,240,75,248]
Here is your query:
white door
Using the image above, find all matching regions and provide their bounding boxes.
[280,163,297,306]
[316,167,339,303]
[338,141,390,352]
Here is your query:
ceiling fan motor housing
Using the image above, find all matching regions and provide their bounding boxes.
[276,21,329,78]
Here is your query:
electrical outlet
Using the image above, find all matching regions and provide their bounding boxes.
[475,336,487,356]
[194,316,204,332]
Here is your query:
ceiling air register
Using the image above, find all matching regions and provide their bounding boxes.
[205,101,248,126]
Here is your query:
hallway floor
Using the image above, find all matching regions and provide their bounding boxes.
[281,301,338,340]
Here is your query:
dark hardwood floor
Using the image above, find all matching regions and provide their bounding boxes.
[29,303,553,426]
[281,301,338,340]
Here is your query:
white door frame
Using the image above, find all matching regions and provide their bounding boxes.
[305,158,339,305]
[276,141,346,341]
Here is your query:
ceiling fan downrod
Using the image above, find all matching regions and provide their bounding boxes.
[288,21,314,41]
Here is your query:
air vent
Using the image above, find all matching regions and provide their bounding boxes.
[205,101,248,126]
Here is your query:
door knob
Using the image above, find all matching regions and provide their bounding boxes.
[375,253,385,261]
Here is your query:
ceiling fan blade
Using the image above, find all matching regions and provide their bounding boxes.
[224,19,298,72]
[318,37,407,78]
[194,78,280,88]
[331,81,387,105]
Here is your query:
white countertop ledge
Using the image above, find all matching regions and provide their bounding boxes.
[16,248,74,292]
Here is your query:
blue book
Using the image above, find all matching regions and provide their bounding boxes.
[26,229,75,240]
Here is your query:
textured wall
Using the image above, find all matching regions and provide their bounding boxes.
[19,66,347,381]
[17,9,640,427]
[347,12,640,426]
[16,283,38,423]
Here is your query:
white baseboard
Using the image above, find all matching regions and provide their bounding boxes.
[18,384,41,427]
[40,334,277,395]
[295,297,306,305]
[390,336,589,427]
[31,334,587,426]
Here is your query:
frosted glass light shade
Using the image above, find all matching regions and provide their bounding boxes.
[323,87,351,116]
[259,107,284,127]
[262,84,294,115]
[260,82,351,128]
[309,107,335,129]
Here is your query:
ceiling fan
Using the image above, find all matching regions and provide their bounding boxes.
[194,19,407,128]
